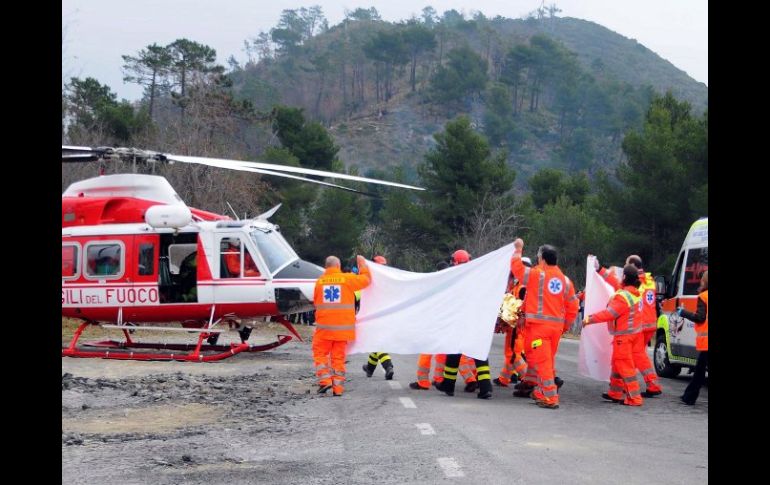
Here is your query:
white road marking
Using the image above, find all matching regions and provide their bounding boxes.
[388,381,402,390]
[437,457,464,477]
[399,397,416,409]
[415,423,435,435]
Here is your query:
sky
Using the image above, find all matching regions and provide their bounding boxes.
[62,0,707,101]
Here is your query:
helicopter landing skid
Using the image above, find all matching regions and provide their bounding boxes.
[62,322,294,362]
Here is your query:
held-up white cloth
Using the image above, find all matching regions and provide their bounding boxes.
[347,243,514,361]
[577,255,614,381]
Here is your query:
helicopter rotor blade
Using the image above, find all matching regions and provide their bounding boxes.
[61,146,420,193]
[62,153,100,162]
[172,156,379,196]
[166,154,424,191]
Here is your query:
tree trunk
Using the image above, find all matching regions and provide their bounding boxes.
[411,54,417,92]
[314,70,326,119]
[149,70,156,120]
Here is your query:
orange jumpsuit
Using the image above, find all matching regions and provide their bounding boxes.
[587,285,644,406]
[312,263,371,395]
[497,283,527,385]
[510,256,578,407]
[599,267,662,394]
[224,245,260,277]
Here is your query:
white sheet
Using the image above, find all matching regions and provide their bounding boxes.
[347,243,514,360]
[577,256,615,381]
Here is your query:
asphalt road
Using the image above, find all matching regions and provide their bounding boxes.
[62,332,707,485]
[287,335,708,485]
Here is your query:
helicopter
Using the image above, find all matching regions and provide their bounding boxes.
[61,145,423,362]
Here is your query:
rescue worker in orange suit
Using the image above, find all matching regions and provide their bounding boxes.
[363,255,395,380]
[436,249,493,399]
[510,239,578,409]
[594,255,663,397]
[313,255,371,396]
[512,255,568,397]
[583,264,645,406]
[494,257,531,387]
[223,239,260,277]
[677,270,708,405]
[409,261,478,391]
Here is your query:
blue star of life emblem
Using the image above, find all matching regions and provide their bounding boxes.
[323,285,341,303]
[645,291,655,305]
[547,278,563,294]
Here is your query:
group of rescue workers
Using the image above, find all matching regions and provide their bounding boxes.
[310,238,709,409]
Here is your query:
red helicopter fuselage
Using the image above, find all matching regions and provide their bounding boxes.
[62,174,321,326]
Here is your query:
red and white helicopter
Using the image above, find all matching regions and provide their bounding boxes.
[61,146,423,362]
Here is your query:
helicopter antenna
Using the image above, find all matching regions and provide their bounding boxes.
[256,203,282,220]
[226,201,240,220]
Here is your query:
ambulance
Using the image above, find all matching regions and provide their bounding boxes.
[653,217,708,377]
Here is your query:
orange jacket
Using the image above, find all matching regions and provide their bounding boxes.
[599,267,656,329]
[681,290,708,351]
[510,257,579,331]
[587,285,643,336]
[224,245,260,277]
[313,264,371,341]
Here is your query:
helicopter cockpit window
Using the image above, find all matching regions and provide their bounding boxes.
[85,242,124,278]
[62,244,80,279]
[250,229,296,273]
[219,237,260,278]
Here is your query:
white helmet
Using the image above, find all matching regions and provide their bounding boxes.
[521,257,532,267]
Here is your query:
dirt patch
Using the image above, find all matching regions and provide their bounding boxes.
[63,403,224,435]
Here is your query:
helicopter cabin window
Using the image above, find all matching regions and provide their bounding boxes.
[250,229,296,273]
[220,237,260,278]
[138,243,154,276]
[62,243,80,279]
[85,242,124,279]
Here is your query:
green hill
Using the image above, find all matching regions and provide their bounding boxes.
[231,12,708,184]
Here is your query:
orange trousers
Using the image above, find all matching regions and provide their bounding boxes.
[512,330,527,377]
[498,326,527,385]
[312,335,348,394]
[524,323,562,405]
[416,354,475,388]
[633,328,662,392]
[416,354,447,388]
[459,355,477,383]
[608,334,643,406]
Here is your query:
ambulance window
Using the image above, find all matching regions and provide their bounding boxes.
[668,251,685,298]
[683,248,708,296]
[62,244,79,279]
[138,243,154,276]
[85,243,124,278]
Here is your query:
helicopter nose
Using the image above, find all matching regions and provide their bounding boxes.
[273,259,323,314]
[273,259,323,280]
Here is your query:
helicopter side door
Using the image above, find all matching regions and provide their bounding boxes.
[211,234,269,311]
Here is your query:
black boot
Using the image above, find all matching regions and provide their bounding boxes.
[437,379,456,396]
[362,363,375,378]
[477,379,492,399]
[464,381,479,392]
[555,376,564,389]
[383,362,394,380]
